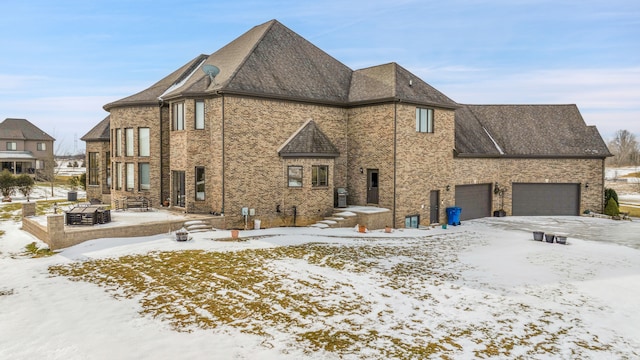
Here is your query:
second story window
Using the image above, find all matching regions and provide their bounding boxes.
[416,108,434,133]
[6,142,16,151]
[195,100,205,129]
[37,142,46,151]
[173,102,184,130]
[115,129,122,156]
[138,128,150,156]
[125,128,134,156]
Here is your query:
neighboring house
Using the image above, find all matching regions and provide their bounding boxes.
[0,118,55,178]
[84,20,611,228]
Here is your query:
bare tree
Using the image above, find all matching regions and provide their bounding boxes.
[607,130,640,167]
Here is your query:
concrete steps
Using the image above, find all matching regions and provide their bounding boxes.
[309,209,357,229]
[183,220,213,233]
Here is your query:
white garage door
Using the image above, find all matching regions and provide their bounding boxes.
[512,183,580,216]
[455,184,492,221]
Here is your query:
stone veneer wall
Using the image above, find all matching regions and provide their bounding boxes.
[452,157,606,215]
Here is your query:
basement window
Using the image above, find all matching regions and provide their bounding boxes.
[405,214,420,228]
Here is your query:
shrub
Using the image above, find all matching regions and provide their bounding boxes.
[604,188,619,207]
[0,170,16,198]
[15,174,35,201]
[604,198,620,217]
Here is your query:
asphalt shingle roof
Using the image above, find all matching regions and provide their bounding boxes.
[278,120,340,158]
[0,118,55,141]
[455,104,611,158]
[80,115,110,141]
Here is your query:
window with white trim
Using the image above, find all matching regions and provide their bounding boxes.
[6,142,16,151]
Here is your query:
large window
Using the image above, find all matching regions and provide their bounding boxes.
[115,162,123,190]
[139,163,150,190]
[105,152,111,187]
[6,142,16,151]
[138,128,150,156]
[37,142,46,151]
[416,108,434,133]
[312,165,328,187]
[115,129,122,156]
[288,166,303,187]
[173,102,184,130]
[195,100,205,130]
[88,152,99,185]
[125,128,134,156]
[126,163,134,191]
[195,166,205,200]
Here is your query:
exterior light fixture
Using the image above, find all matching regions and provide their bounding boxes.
[359,167,364,174]
[585,182,589,189]
[446,185,450,191]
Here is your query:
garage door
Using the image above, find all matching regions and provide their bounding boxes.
[455,184,492,221]
[512,183,580,216]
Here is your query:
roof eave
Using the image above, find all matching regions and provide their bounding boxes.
[279,152,340,158]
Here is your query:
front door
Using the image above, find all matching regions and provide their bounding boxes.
[367,169,379,204]
[430,190,440,223]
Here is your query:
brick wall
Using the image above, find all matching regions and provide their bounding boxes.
[109,105,166,208]
[453,157,605,214]
[220,96,348,228]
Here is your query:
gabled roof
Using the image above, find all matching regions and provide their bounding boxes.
[350,63,458,108]
[455,104,611,158]
[81,115,110,141]
[278,120,340,158]
[0,118,55,141]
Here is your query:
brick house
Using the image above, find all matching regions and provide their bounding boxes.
[83,20,610,228]
[0,118,55,178]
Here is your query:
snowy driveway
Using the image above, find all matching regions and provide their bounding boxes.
[472,215,640,249]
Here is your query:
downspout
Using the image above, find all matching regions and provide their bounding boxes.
[393,101,397,227]
[158,97,164,204]
[221,94,225,214]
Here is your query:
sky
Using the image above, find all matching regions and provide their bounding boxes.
[1,0,639,154]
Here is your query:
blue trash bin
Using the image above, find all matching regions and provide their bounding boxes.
[446,207,462,226]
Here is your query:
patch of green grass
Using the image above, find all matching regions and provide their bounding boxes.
[48,235,630,358]
[622,172,640,178]
[24,242,56,258]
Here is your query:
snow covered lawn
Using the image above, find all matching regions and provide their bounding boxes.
[1,211,640,359]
